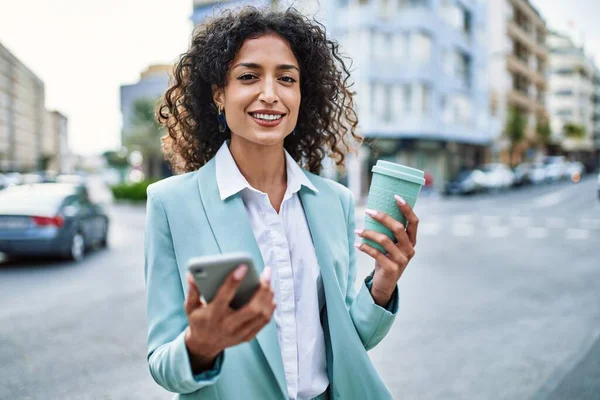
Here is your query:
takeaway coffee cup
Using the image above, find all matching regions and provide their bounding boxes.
[362,160,425,254]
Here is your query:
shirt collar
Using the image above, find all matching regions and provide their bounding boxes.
[215,141,318,201]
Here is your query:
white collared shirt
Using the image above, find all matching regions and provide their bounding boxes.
[215,142,329,400]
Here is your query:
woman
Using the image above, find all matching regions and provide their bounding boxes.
[145,6,419,400]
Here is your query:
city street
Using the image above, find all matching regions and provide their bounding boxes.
[0,177,598,400]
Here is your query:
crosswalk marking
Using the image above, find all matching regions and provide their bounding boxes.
[566,228,590,240]
[453,223,474,237]
[487,225,511,238]
[362,213,597,240]
[546,217,566,229]
[511,216,531,228]
[419,222,441,236]
[483,216,501,226]
[580,218,600,230]
[526,227,548,239]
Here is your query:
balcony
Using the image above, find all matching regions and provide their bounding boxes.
[507,20,547,59]
[506,54,530,79]
[507,89,534,111]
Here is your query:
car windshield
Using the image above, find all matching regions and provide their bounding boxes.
[457,171,474,180]
[0,185,73,215]
[480,165,497,172]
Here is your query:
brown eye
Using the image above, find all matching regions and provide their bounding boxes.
[280,76,297,83]
[238,74,257,81]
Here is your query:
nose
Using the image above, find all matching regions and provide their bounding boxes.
[258,77,278,104]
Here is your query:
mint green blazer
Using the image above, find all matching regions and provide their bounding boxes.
[144,157,399,400]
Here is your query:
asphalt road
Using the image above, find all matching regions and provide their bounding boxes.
[0,177,598,400]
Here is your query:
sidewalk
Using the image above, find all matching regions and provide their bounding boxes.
[533,333,600,400]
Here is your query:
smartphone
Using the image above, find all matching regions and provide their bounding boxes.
[187,252,260,310]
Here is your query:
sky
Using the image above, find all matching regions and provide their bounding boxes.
[0,0,599,156]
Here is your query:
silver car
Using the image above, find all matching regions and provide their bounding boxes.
[0,183,109,261]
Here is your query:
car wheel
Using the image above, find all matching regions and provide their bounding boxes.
[99,219,108,248]
[66,231,85,262]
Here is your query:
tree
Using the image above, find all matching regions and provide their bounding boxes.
[563,122,586,139]
[536,116,552,147]
[505,106,527,167]
[124,98,164,180]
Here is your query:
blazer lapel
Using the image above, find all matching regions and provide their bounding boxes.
[300,173,392,400]
[197,160,287,398]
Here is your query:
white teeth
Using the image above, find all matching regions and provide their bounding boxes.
[252,113,283,121]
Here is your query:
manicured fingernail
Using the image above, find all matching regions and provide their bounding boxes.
[354,243,361,249]
[394,195,406,205]
[233,265,248,280]
[354,228,363,235]
[365,209,378,217]
[261,266,272,281]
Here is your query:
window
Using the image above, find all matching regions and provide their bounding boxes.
[372,83,386,118]
[441,0,470,34]
[373,31,388,60]
[411,31,432,65]
[456,52,471,87]
[442,50,452,76]
[398,0,428,8]
[441,95,452,123]
[379,0,394,18]
[553,68,573,76]
[554,89,573,97]
[393,33,409,61]
[393,85,404,115]
[556,109,573,118]
[383,86,393,122]
[403,85,412,113]
[454,94,472,125]
[444,49,471,86]
[421,84,431,115]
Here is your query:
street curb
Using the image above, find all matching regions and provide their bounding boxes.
[530,329,600,400]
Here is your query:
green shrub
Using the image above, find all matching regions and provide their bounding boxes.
[110,180,155,202]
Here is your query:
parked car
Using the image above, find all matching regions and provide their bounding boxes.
[21,173,44,185]
[565,161,584,181]
[444,169,487,196]
[543,156,568,182]
[0,183,109,261]
[3,172,23,187]
[529,163,547,184]
[513,163,532,187]
[480,163,515,191]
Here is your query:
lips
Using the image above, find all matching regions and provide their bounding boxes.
[248,111,286,127]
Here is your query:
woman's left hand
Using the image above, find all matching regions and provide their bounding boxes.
[354,195,419,307]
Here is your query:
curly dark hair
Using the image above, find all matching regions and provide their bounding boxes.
[158,6,362,174]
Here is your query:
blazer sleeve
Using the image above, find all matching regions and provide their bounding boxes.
[344,190,399,351]
[144,187,224,394]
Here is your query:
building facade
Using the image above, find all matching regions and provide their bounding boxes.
[546,30,597,169]
[0,42,45,172]
[120,64,172,145]
[324,0,492,197]
[43,110,71,173]
[488,0,548,165]
[593,63,600,168]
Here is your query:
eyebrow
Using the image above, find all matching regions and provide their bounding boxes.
[232,62,300,72]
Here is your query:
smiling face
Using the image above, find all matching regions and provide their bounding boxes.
[213,34,301,148]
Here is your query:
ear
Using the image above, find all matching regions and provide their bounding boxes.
[212,84,224,109]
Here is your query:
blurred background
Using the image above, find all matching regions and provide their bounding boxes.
[0,0,599,399]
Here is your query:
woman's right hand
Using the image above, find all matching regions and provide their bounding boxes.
[183,265,276,373]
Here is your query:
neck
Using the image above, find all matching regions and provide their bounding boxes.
[228,136,287,193]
